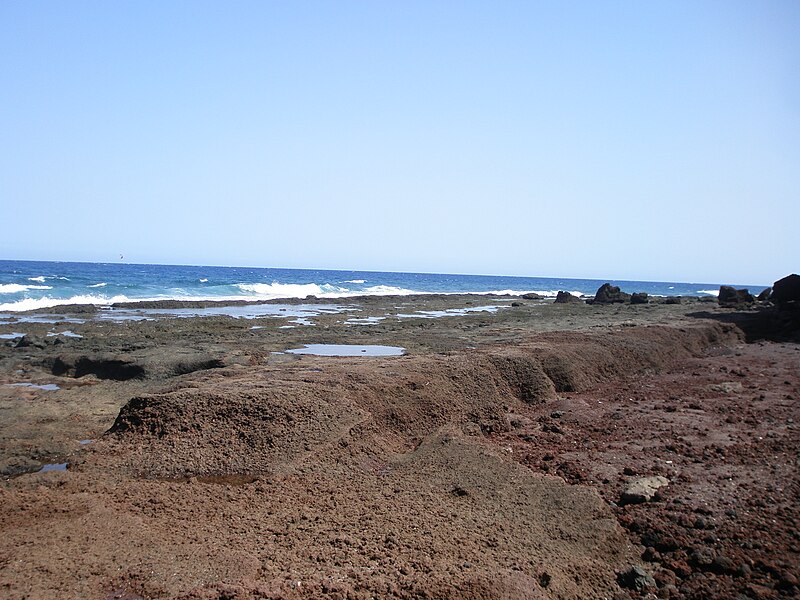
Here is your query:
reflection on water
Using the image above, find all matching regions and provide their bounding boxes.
[286,344,405,357]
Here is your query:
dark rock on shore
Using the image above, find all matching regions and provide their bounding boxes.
[771,274,800,310]
[591,283,630,305]
[554,291,581,304]
[521,293,542,300]
[630,292,648,305]
[617,565,656,592]
[757,287,772,302]
[718,285,754,308]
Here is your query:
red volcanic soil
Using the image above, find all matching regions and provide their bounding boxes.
[0,299,797,599]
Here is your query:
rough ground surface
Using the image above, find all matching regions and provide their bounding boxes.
[0,295,797,599]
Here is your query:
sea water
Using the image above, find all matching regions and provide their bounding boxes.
[0,259,768,313]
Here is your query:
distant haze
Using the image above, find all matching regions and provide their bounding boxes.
[1,1,797,285]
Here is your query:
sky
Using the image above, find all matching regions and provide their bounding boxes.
[1,1,798,285]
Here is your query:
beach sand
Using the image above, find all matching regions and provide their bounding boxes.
[0,295,797,599]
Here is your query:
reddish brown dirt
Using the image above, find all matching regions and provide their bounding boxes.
[0,299,797,599]
[498,340,800,599]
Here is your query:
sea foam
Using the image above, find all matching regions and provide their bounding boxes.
[0,294,131,312]
[0,284,53,294]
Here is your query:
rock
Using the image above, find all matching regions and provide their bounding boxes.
[14,335,48,349]
[709,381,743,394]
[521,293,542,300]
[554,291,582,304]
[630,292,649,304]
[771,274,800,310]
[620,476,669,505]
[665,296,682,304]
[756,287,772,302]
[511,302,523,307]
[592,283,630,304]
[718,285,754,308]
[617,565,656,591]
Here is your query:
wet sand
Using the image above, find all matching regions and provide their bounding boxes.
[0,295,797,598]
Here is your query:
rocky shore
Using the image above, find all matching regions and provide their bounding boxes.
[0,291,797,598]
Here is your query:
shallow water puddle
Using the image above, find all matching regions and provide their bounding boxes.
[47,330,83,338]
[0,332,25,340]
[396,305,505,319]
[38,463,68,473]
[7,382,61,391]
[79,439,94,445]
[286,344,405,357]
[345,316,385,325]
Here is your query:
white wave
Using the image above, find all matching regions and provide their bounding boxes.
[199,278,208,283]
[0,283,54,294]
[697,289,719,296]
[88,282,107,288]
[360,285,417,295]
[0,294,132,312]
[237,282,328,298]
[28,276,47,282]
[344,279,366,284]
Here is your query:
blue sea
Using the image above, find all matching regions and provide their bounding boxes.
[0,260,766,312]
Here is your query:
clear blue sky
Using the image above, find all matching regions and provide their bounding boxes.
[1,1,798,284]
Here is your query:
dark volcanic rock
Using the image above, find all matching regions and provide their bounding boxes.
[756,287,772,302]
[617,565,656,592]
[554,291,581,304]
[665,296,682,305]
[771,274,800,310]
[521,293,542,300]
[14,335,48,349]
[592,283,630,305]
[718,285,754,308]
[630,292,649,305]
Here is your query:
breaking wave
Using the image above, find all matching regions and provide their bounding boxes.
[0,284,53,294]
[0,294,133,312]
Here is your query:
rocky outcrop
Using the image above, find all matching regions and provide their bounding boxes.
[757,287,772,302]
[591,283,630,305]
[630,292,649,305]
[771,274,800,310]
[718,286,754,308]
[521,293,542,300]
[554,291,582,304]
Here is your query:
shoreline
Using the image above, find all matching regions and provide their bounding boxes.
[0,295,796,598]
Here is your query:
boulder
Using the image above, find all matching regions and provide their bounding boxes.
[665,296,682,304]
[620,476,669,505]
[718,285,754,308]
[554,291,581,304]
[521,293,542,300]
[630,292,649,305]
[771,274,800,310]
[756,287,772,302]
[592,283,630,304]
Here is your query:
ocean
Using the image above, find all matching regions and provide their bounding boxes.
[0,260,766,312]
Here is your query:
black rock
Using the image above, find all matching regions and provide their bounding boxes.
[771,274,800,310]
[617,565,656,591]
[592,283,630,304]
[718,285,754,308]
[521,293,542,300]
[630,292,649,304]
[554,291,581,304]
[756,287,772,302]
[665,296,682,304]
[14,335,48,349]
